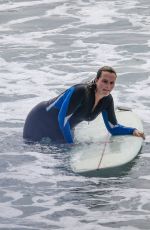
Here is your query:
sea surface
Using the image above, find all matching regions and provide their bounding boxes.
[0,0,150,229]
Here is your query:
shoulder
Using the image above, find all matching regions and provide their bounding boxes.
[71,83,88,95]
[102,94,115,108]
[104,94,114,102]
[73,83,88,90]
[60,84,90,103]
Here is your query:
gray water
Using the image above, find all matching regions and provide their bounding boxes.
[0,0,150,229]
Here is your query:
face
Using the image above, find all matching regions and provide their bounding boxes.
[95,71,116,97]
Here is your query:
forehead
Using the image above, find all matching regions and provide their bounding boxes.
[101,71,116,80]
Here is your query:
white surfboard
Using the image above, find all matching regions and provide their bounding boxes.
[70,109,144,174]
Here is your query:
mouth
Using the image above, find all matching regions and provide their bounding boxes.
[103,89,109,93]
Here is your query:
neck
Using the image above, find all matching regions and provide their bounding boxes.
[92,90,104,112]
[95,89,105,100]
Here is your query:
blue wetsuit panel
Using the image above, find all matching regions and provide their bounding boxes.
[102,110,135,135]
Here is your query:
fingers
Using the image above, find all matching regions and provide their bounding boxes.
[138,132,145,139]
[133,129,145,140]
[141,132,145,140]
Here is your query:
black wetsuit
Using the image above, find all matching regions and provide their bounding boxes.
[23,84,135,143]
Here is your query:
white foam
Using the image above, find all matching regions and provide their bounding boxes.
[0,151,56,183]
[78,2,118,25]
[89,44,123,65]
[71,40,87,48]
[0,1,42,11]
[45,3,69,17]
[145,135,150,143]
[126,76,150,97]
[128,12,150,31]
[116,75,150,123]
[0,32,53,48]
[115,0,138,9]
[0,206,22,218]
[0,0,65,12]
[139,175,150,180]
[71,40,123,67]
[141,153,150,158]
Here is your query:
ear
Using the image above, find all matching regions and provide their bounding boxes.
[95,77,98,83]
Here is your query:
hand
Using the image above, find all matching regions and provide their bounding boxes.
[133,129,145,140]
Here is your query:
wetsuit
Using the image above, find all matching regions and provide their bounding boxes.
[23,84,135,143]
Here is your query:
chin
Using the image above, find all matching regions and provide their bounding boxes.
[103,92,110,96]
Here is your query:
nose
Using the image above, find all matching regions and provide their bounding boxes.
[108,83,112,89]
[107,82,114,91]
[106,82,111,89]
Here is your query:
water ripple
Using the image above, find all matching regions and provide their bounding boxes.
[0,0,150,229]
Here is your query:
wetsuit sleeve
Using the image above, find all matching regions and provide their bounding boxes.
[58,86,85,143]
[102,95,135,135]
[57,87,74,143]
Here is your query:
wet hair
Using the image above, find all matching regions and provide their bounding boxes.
[88,66,117,91]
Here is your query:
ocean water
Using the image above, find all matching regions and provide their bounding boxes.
[0,0,150,229]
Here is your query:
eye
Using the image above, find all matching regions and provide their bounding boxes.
[102,80,108,84]
[110,81,115,85]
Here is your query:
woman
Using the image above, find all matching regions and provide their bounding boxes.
[23,66,145,143]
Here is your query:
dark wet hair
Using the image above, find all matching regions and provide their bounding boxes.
[88,66,117,91]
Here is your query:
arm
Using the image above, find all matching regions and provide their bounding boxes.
[102,95,135,135]
[58,87,75,143]
[58,85,86,143]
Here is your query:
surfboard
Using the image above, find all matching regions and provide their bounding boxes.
[70,109,144,174]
